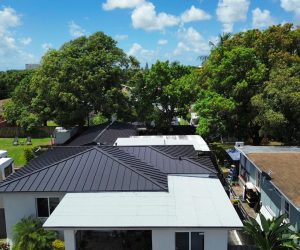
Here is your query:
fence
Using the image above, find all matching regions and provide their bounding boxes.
[0,126,56,138]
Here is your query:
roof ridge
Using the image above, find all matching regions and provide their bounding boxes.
[93,121,114,144]
[0,147,95,188]
[95,147,167,190]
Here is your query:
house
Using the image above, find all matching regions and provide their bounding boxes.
[234,145,300,231]
[66,121,137,146]
[0,144,242,250]
[0,155,14,238]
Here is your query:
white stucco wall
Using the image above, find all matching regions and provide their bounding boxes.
[2,192,64,244]
[152,228,228,250]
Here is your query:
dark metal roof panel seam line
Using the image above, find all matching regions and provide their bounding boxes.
[95,147,167,190]
[0,147,94,188]
[93,121,114,143]
[183,158,217,174]
[75,150,98,191]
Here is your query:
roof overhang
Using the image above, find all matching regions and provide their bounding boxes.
[43,176,243,230]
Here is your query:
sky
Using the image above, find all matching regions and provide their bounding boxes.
[0,0,299,70]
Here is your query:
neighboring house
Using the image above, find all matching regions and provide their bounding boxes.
[0,144,242,250]
[66,121,137,146]
[235,146,300,231]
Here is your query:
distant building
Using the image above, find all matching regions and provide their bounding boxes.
[25,64,39,70]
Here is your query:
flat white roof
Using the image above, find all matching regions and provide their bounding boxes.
[44,176,242,229]
[115,135,210,151]
[236,146,300,155]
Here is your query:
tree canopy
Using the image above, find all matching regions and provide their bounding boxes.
[4,32,136,129]
[194,23,300,144]
[132,60,199,127]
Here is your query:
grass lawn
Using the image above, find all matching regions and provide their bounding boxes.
[0,137,51,167]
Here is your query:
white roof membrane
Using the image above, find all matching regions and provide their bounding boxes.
[44,176,242,229]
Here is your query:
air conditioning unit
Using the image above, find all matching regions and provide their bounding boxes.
[235,141,244,147]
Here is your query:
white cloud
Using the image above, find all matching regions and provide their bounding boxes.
[216,0,250,32]
[131,2,179,31]
[42,43,53,51]
[181,5,211,23]
[127,42,156,64]
[0,7,35,70]
[158,39,168,45]
[280,0,300,23]
[115,34,128,41]
[68,21,85,38]
[19,37,32,45]
[252,8,275,29]
[174,27,210,56]
[0,7,21,36]
[102,0,145,10]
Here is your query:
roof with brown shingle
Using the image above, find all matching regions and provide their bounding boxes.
[247,152,300,208]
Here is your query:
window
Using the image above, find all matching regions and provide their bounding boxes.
[36,197,59,218]
[191,232,204,250]
[256,171,261,189]
[284,200,290,219]
[176,232,204,250]
[176,233,189,250]
[4,165,12,178]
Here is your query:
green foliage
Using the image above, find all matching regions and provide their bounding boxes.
[244,213,300,250]
[195,24,300,143]
[3,73,41,131]
[132,60,197,127]
[90,113,108,125]
[24,148,35,164]
[12,216,57,250]
[52,239,65,250]
[195,91,235,139]
[0,70,34,100]
[5,32,137,129]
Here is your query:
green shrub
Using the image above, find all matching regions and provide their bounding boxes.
[12,216,57,250]
[24,148,35,164]
[52,239,65,250]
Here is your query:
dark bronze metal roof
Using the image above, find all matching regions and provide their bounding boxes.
[67,121,137,146]
[0,145,217,193]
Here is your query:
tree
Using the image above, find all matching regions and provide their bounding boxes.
[132,61,196,127]
[252,63,300,143]
[29,32,135,127]
[4,32,136,128]
[12,216,57,250]
[3,72,41,131]
[195,24,300,144]
[244,213,300,250]
[0,70,34,100]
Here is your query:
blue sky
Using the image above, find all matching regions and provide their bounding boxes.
[0,0,299,70]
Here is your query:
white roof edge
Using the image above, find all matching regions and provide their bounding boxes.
[115,135,210,151]
[43,176,242,229]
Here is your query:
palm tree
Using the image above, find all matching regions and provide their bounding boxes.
[12,216,57,250]
[244,213,300,250]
